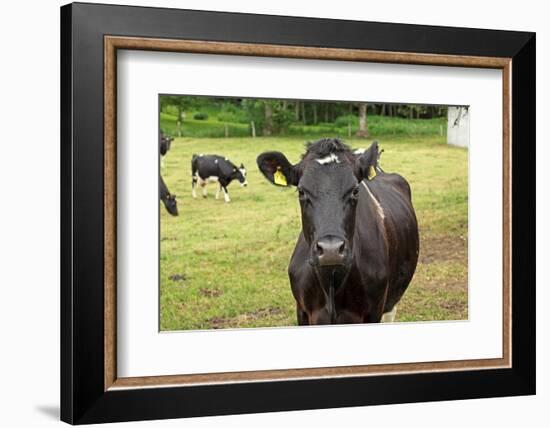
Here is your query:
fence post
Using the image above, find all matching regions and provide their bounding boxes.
[251,121,256,138]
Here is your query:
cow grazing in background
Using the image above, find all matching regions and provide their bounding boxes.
[354,146,385,175]
[160,175,178,216]
[160,132,174,168]
[160,132,173,156]
[257,138,419,325]
[191,154,247,203]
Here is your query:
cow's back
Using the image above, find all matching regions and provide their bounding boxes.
[193,155,217,178]
[192,155,235,179]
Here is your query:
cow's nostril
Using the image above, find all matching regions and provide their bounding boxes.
[339,242,346,254]
[316,243,324,255]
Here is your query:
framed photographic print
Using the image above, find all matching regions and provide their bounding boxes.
[60,2,535,424]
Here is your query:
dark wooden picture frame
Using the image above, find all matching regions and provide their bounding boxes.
[61,2,535,424]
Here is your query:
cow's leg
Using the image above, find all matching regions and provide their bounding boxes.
[381,305,397,323]
[202,183,207,198]
[365,287,388,323]
[192,175,198,199]
[215,184,221,200]
[296,304,309,325]
[222,186,230,203]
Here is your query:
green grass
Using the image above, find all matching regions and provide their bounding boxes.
[160,112,251,138]
[160,135,468,330]
[160,112,447,139]
[289,115,447,138]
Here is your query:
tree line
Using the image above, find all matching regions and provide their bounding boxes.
[160,96,447,138]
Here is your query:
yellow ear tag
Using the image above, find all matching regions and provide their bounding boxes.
[368,166,377,180]
[273,168,287,186]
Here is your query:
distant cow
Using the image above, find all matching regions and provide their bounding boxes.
[160,132,173,156]
[191,154,247,203]
[160,132,174,168]
[354,146,385,175]
[257,138,419,325]
[160,175,178,216]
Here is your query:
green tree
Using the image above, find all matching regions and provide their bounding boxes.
[243,100,293,136]
[159,96,196,137]
[264,102,273,136]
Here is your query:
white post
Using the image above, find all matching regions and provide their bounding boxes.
[447,107,469,148]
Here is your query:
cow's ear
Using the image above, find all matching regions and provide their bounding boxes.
[257,151,299,187]
[356,141,380,181]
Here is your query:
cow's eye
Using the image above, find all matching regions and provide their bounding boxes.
[351,186,360,200]
[297,188,307,201]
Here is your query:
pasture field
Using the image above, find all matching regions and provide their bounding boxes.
[160,135,468,331]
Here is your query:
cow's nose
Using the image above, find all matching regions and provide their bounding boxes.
[316,236,347,266]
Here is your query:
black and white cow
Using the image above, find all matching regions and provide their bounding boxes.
[160,175,178,216]
[160,132,173,156]
[159,132,174,168]
[191,154,247,203]
[257,138,419,325]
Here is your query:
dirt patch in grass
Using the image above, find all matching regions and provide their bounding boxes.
[207,307,283,329]
[422,279,466,292]
[198,288,223,298]
[169,273,187,282]
[438,299,466,312]
[419,235,467,265]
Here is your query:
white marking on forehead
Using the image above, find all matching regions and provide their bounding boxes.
[362,181,385,220]
[315,153,340,165]
[354,148,366,155]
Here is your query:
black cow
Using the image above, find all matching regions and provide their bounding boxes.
[160,175,178,216]
[191,154,247,203]
[354,146,385,174]
[160,132,174,168]
[257,138,419,325]
[160,132,173,156]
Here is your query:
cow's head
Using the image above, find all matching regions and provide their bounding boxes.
[162,194,179,216]
[257,139,379,315]
[236,163,248,187]
[159,135,173,156]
